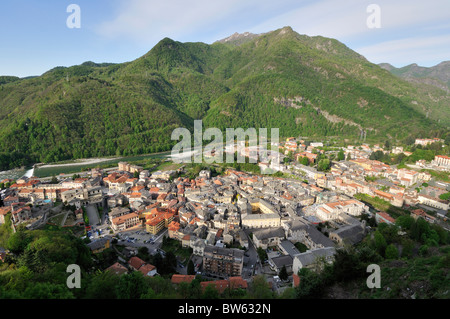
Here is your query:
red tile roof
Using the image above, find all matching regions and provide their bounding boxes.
[138,263,156,276]
[171,274,195,284]
[105,262,128,276]
[128,256,146,270]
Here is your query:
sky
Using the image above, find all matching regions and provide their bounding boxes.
[1,0,449,77]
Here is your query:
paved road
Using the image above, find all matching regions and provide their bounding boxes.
[243,229,261,279]
[115,228,168,255]
[86,205,100,226]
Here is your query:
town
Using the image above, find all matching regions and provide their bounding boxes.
[0,136,449,298]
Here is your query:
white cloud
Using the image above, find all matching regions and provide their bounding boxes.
[248,0,368,40]
[355,34,450,66]
[96,0,250,45]
[95,0,450,65]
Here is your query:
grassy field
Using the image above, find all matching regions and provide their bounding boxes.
[33,152,171,177]
[161,237,192,264]
[48,213,66,227]
[355,246,450,299]
[421,169,450,183]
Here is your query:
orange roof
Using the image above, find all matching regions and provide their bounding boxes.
[105,262,128,276]
[168,221,180,231]
[171,274,195,284]
[201,280,230,294]
[139,264,156,276]
[112,212,139,225]
[128,256,146,270]
[229,277,248,289]
[377,212,396,224]
[130,185,145,192]
[0,206,11,215]
[146,215,164,226]
[374,189,394,200]
[293,274,300,287]
[189,217,201,225]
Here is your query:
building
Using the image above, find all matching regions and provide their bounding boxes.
[269,255,294,274]
[203,245,244,278]
[415,138,443,146]
[397,168,419,187]
[375,212,396,225]
[128,256,157,277]
[105,262,128,276]
[200,277,248,294]
[316,200,368,221]
[411,209,436,223]
[433,155,450,167]
[118,162,143,174]
[61,186,104,208]
[292,247,336,274]
[418,194,449,211]
[144,208,175,235]
[329,223,366,245]
[11,205,31,224]
[252,227,285,250]
[241,199,281,229]
[87,237,111,253]
[111,212,140,232]
[171,274,196,285]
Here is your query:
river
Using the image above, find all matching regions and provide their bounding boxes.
[0,167,34,181]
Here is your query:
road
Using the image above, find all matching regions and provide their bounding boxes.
[243,229,261,279]
[86,205,100,226]
[115,228,168,255]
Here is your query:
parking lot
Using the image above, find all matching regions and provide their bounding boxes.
[115,228,168,254]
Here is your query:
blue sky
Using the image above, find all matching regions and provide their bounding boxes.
[1,0,449,77]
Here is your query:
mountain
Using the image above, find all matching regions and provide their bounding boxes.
[379,61,450,92]
[216,31,262,47]
[0,26,448,170]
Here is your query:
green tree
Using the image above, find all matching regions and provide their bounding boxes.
[385,244,399,259]
[317,158,331,172]
[188,277,203,299]
[248,275,273,299]
[300,156,309,166]
[85,271,119,299]
[337,150,345,161]
[400,238,414,258]
[7,231,31,254]
[445,134,450,146]
[201,284,220,299]
[395,215,415,230]
[256,247,268,262]
[279,265,288,281]
[115,271,148,299]
[187,259,196,275]
[23,282,75,299]
[295,268,326,299]
[373,231,387,256]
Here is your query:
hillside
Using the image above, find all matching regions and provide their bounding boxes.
[0,26,448,170]
[379,61,450,92]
